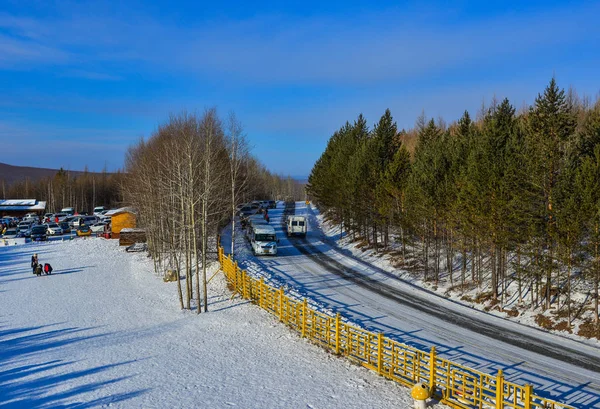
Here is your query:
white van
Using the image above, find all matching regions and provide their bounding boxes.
[245,214,269,239]
[250,224,278,256]
[286,216,307,237]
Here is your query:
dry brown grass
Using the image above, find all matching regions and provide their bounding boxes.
[578,320,600,340]
[535,314,554,330]
[504,308,519,318]
[553,320,573,333]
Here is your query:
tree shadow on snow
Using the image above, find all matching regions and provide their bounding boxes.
[0,323,147,408]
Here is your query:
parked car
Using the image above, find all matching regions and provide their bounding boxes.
[238,205,259,227]
[2,228,17,239]
[17,221,33,232]
[64,215,78,227]
[23,213,38,223]
[2,217,16,227]
[93,206,106,216]
[30,225,48,241]
[54,213,68,222]
[61,207,75,216]
[90,221,108,233]
[76,225,92,237]
[59,221,71,234]
[45,222,63,235]
[72,215,98,228]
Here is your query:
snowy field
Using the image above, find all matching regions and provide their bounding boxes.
[0,237,438,408]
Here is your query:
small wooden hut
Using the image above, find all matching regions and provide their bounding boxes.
[105,207,136,239]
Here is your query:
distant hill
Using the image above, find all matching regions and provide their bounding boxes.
[0,162,103,185]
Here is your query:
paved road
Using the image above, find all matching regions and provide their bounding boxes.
[235,201,600,408]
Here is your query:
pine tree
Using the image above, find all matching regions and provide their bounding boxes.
[526,78,577,309]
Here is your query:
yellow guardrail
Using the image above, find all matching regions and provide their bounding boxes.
[218,246,575,409]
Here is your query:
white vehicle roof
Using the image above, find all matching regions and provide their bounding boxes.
[252,225,276,235]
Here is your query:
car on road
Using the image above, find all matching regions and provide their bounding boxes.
[238,205,259,227]
[286,215,307,237]
[45,222,63,235]
[76,225,92,237]
[30,225,48,241]
[249,224,278,256]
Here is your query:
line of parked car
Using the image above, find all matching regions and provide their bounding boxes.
[235,200,278,256]
[1,207,113,241]
[237,200,276,225]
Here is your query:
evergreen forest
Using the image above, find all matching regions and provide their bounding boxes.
[307,79,600,335]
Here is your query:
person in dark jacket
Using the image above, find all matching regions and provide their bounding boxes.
[43,263,53,275]
[31,253,38,274]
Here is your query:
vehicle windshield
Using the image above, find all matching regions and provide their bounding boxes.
[255,234,276,242]
[32,226,46,233]
[47,223,59,228]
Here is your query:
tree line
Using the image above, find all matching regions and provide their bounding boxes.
[1,168,124,214]
[123,110,305,313]
[307,79,600,328]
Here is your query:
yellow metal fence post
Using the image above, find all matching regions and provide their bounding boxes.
[302,298,307,338]
[429,346,436,394]
[377,333,384,375]
[259,278,264,308]
[524,384,532,409]
[335,313,340,355]
[234,261,239,292]
[495,370,504,409]
[242,270,248,299]
[279,287,284,322]
[233,262,238,293]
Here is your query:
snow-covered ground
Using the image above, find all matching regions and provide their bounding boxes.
[0,237,436,408]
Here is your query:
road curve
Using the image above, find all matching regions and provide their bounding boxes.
[250,201,600,408]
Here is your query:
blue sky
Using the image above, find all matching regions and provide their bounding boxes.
[1,0,599,178]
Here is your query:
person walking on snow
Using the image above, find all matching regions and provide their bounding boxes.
[31,253,39,274]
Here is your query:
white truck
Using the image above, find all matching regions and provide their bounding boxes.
[286,215,307,237]
[250,224,278,256]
